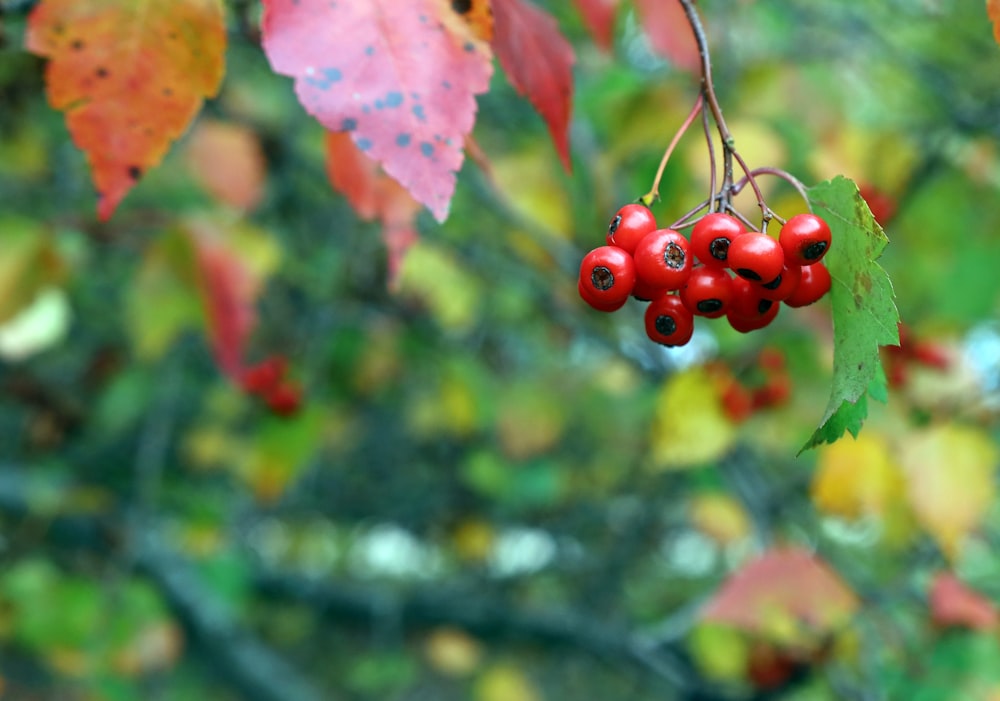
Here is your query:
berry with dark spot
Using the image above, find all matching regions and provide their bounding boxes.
[727,277,779,332]
[690,212,745,268]
[578,245,636,311]
[779,213,831,265]
[606,203,657,253]
[679,266,734,318]
[756,263,802,302]
[727,232,785,283]
[643,294,695,347]
[784,261,831,307]
[633,228,692,290]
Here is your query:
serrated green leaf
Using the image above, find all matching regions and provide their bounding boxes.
[801,176,899,453]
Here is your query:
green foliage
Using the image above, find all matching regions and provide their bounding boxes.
[802,176,899,452]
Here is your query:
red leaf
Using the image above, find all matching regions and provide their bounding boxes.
[989,0,1000,45]
[262,0,493,222]
[634,0,700,74]
[702,547,859,636]
[325,132,421,288]
[188,223,260,378]
[492,0,575,171]
[572,0,620,52]
[929,572,999,631]
[25,0,226,220]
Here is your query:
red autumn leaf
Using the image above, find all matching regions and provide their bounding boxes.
[989,0,1000,45]
[188,222,260,379]
[702,547,859,637]
[25,0,226,221]
[185,119,267,213]
[634,0,700,74]
[262,0,493,222]
[929,572,999,631]
[326,132,421,288]
[491,0,575,171]
[572,0,620,52]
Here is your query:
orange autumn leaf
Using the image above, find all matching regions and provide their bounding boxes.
[185,119,267,212]
[440,0,494,43]
[989,0,1000,45]
[702,547,858,644]
[25,0,226,221]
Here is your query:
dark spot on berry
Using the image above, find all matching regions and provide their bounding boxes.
[654,315,677,336]
[127,165,142,181]
[709,237,729,260]
[757,299,774,314]
[608,214,622,238]
[452,0,472,13]
[762,274,782,290]
[737,268,762,281]
[591,266,614,291]
[697,299,723,313]
[663,242,686,269]
[803,241,828,260]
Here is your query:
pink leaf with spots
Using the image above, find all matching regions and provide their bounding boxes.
[491,0,576,171]
[262,0,493,222]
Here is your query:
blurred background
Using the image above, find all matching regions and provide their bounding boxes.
[2,1,1000,699]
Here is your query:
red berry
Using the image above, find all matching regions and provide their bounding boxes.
[690,212,745,268]
[779,213,831,265]
[631,277,667,302]
[727,232,785,284]
[727,278,780,333]
[633,229,692,290]
[728,303,779,333]
[266,381,302,417]
[680,266,734,318]
[859,184,898,228]
[784,261,831,307]
[578,278,627,312]
[644,294,694,347]
[720,380,754,423]
[757,346,787,373]
[752,374,792,408]
[756,263,802,302]
[606,203,657,253]
[911,341,950,370]
[241,355,288,396]
[578,245,636,309]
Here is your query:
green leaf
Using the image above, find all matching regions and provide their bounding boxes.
[800,176,899,453]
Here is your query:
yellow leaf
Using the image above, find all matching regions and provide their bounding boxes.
[0,217,65,324]
[649,367,736,469]
[811,433,905,520]
[424,627,482,677]
[901,424,998,559]
[496,382,565,460]
[475,664,540,701]
[492,149,571,237]
[397,242,481,332]
[688,623,749,682]
[689,493,751,545]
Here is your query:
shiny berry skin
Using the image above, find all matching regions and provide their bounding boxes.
[631,277,667,302]
[779,213,831,265]
[727,301,779,333]
[680,267,734,318]
[756,263,802,302]
[784,261,831,307]
[579,245,636,309]
[633,229,692,290]
[690,212,745,268]
[728,232,785,283]
[644,294,695,347]
[606,203,657,253]
[578,278,627,311]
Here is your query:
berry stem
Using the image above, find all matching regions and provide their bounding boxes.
[641,94,704,207]
[677,0,774,223]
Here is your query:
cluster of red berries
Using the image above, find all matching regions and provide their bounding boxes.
[709,347,792,422]
[241,355,302,417]
[578,204,832,346]
[883,322,950,388]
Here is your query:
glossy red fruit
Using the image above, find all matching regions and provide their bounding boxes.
[729,277,774,319]
[680,267,734,318]
[784,261,831,307]
[780,213,831,265]
[727,232,784,284]
[242,355,288,396]
[644,294,695,347]
[756,263,802,301]
[728,302,780,333]
[690,212,745,268]
[606,203,657,253]
[631,277,667,302]
[578,278,627,312]
[266,381,302,417]
[578,245,636,310]
[633,229,692,290]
